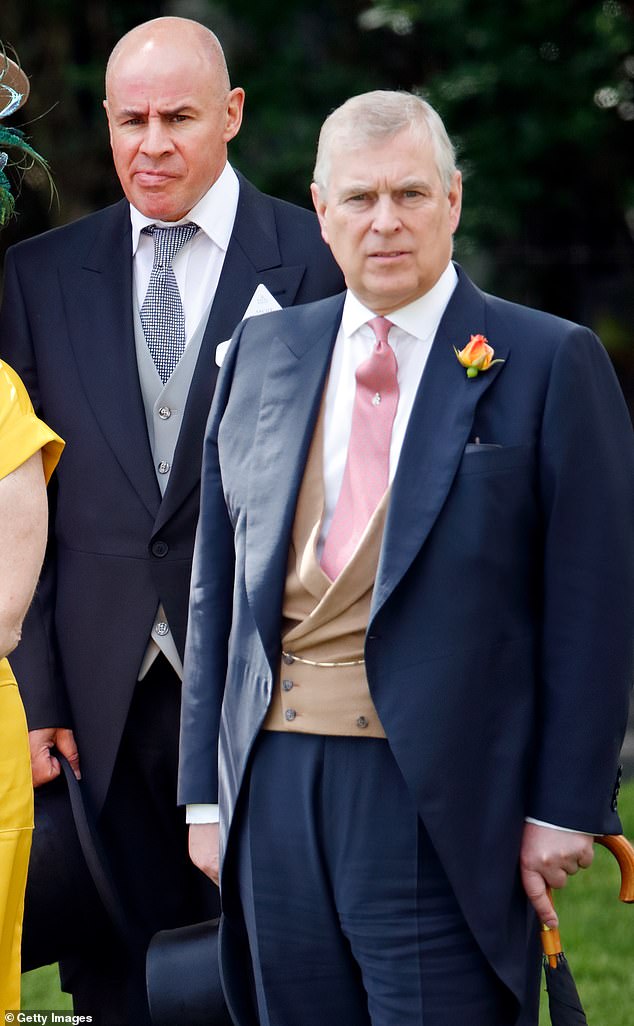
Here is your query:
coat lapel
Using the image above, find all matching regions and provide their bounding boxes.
[371,269,509,620]
[245,296,345,663]
[154,174,314,532]
[63,201,161,518]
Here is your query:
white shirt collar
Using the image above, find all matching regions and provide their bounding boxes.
[129,162,240,255]
[341,261,458,341]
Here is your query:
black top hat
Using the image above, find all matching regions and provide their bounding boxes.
[21,754,130,973]
[22,755,232,1026]
[146,919,232,1026]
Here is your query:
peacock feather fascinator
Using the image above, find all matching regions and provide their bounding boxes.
[0,45,52,226]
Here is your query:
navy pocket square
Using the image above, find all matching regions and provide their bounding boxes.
[464,442,503,453]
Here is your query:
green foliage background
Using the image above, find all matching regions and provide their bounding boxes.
[1,0,632,365]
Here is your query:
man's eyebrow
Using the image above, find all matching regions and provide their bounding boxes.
[116,104,196,119]
[395,178,433,191]
[337,177,432,195]
[337,181,374,195]
[158,104,197,117]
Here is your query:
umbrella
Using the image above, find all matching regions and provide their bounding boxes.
[540,833,634,1025]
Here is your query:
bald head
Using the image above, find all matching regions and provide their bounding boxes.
[103,16,244,221]
[105,17,230,97]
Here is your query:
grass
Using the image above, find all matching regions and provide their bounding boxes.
[21,961,71,1010]
[20,783,634,1022]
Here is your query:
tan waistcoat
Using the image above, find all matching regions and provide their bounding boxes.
[262,403,388,738]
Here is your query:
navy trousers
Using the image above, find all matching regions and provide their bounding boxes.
[228,731,522,1026]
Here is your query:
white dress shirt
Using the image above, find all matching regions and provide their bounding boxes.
[133,164,240,683]
[320,263,458,551]
[131,161,240,344]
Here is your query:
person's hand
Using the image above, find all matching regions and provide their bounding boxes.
[189,822,220,886]
[29,727,80,787]
[520,822,594,928]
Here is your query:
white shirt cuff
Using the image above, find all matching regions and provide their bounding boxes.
[525,817,593,836]
[186,803,219,824]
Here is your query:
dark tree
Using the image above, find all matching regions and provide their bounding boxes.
[1,0,632,403]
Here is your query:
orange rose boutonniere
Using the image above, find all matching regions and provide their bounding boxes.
[454,334,504,378]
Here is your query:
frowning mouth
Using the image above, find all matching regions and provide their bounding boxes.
[134,170,177,185]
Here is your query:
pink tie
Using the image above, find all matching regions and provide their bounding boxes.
[321,317,399,579]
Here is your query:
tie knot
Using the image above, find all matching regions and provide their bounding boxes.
[367,316,393,348]
[143,222,199,268]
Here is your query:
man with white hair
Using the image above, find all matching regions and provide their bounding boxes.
[180,90,633,1025]
[0,16,342,1024]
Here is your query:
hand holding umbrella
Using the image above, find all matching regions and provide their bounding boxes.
[540,833,634,1025]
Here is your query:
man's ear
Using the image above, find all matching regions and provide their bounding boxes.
[310,182,329,245]
[448,170,462,236]
[222,88,245,144]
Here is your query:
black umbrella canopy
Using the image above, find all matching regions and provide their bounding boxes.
[543,953,588,1026]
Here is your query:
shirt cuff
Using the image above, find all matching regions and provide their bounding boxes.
[525,817,593,836]
[186,803,219,824]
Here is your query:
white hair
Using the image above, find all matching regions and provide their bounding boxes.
[313,90,457,195]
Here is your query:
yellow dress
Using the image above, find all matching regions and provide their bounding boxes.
[0,360,63,1013]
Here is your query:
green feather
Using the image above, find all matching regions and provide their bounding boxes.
[0,125,53,225]
[0,174,15,225]
[0,124,47,162]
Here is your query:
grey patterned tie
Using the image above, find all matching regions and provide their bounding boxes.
[140,222,200,383]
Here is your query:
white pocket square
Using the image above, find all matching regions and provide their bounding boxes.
[215,284,283,367]
[215,339,231,367]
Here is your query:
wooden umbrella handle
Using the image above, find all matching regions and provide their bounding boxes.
[540,834,634,967]
[540,893,562,967]
[594,834,634,902]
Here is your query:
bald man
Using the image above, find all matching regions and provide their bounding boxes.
[0,16,343,1024]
